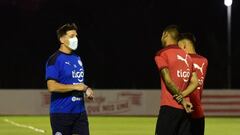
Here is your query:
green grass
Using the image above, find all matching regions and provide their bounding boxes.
[0,116,239,135]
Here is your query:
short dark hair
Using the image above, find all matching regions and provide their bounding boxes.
[57,23,78,39]
[179,33,197,48]
[163,25,180,41]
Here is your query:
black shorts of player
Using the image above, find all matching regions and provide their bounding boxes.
[50,111,89,135]
[155,105,192,135]
[190,117,205,135]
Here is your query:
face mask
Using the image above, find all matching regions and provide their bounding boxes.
[68,37,78,50]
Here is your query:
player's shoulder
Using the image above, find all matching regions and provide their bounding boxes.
[156,45,181,56]
[47,51,62,66]
[190,54,208,62]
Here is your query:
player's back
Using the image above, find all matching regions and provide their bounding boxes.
[155,45,194,109]
[189,54,208,118]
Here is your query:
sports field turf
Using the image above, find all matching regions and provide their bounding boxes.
[0,116,239,135]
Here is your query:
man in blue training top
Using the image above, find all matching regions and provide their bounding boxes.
[45,23,94,135]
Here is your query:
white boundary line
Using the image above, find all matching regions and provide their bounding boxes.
[3,118,46,134]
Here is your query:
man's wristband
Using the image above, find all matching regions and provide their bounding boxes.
[173,94,183,103]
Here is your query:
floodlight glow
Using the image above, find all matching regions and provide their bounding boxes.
[224,0,232,7]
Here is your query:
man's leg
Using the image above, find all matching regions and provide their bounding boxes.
[155,106,183,135]
[177,111,192,135]
[50,114,73,135]
[72,111,90,135]
[191,117,205,135]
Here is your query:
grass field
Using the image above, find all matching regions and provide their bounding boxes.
[0,116,240,135]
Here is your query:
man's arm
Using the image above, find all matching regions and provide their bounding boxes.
[182,72,198,97]
[160,68,193,113]
[160,68,181,96]
[47,80,87,93]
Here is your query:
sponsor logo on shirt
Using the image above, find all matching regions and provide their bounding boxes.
[72,96,82,102]
[193,63,205,75]
[177,68,190,82]
[72,69,84,82]
[55,132,62,135]
[78,60,83,67]
[177,54,189,67]
[193,63,205,89]
[198,76,204,85]
[196,76,204,90]
[65,61,71,65]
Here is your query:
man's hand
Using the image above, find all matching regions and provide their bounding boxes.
[181,99,193,113]
[86,87,94,100]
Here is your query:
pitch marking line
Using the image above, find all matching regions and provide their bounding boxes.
[3,118,46,134]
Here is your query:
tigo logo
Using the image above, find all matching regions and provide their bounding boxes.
[177,69,190,82]
[72,69,84,82]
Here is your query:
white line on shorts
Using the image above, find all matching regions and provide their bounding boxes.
[3,118,46,134]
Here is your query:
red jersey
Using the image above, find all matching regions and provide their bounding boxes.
[189,54,208,118]
[155,45,194,109]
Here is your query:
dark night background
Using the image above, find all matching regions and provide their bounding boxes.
[0,0,239,89]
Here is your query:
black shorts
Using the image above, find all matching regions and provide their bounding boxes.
[50,111,89,135]
[155,105,192,135]
[190,117,205,135]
